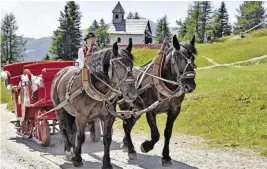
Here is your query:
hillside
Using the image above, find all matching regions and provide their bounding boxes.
[132,29,267,68]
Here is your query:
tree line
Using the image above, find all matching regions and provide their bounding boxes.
[175,1,266,43]
[1,1,266,64]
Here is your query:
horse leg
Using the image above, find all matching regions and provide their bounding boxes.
[140,111,160,153]
[162,107,181,166]
[102,114,115,169]
[72,114,87,167]
[122,117,138,160]
[56,109,74,161]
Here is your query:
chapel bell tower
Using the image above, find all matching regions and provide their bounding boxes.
[112,1,125,24]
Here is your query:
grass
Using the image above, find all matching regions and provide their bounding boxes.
[131,45,213,67]
[0,80,14,111]
[131,29,267,68]
[115,60,267,156]
[196,29,267,65]
[132,48,159,66]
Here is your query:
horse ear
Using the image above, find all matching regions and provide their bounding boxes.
[113,42,118,55]
[190,35,195,46]
[172,35,180,50]
[126,38,132,52]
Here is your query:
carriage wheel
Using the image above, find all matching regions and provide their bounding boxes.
[33,110,51,147]
[41,120,51,147]
[90,119,101,142]
[100,120,113,137]
[20,120,33,138]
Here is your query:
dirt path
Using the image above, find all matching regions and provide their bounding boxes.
[198,54,267,70]
[1,104,267,169]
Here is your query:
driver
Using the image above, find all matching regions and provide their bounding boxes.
[77,32,99,68]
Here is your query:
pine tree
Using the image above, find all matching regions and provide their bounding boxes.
[95,19,109,48]
[199,1,212,42]
[1,13,27,64]
[134,12,140,19]
[234,1,266,34]
[218,1,231,37]
[127,12,134,19]
[49,1,82,60]
[176,19,187,38]
[211,11,220,38]
[88,20,99,34]
[42,53,50,60]
[155,15,172,43]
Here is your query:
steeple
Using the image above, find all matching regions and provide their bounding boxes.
[112,1,125,24]
[112,1,125,14]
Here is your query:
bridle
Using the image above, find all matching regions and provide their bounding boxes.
[91,50,135,95]
[170,46,196,86]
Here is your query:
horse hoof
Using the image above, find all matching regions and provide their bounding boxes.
[102,165,113,169]
[65,154,72,161]
[162,159,172,167]
[121,144,128,152]
[128,152,137,160]
[72,159,83,167]
[72,161,83,167]
[140,142,151,153]
[65,148,74,161]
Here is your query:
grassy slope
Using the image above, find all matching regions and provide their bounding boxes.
[0,81,14,111]
[196,29,267,64]
[132,44,213,68]
[132,29,267,67]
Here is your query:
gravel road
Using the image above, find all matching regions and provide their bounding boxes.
[1,104,267,169]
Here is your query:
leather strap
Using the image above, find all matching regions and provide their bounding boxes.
[82,58,117,101]
[152,52,180,98]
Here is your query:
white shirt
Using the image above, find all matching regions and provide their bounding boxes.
[77,47,85,69]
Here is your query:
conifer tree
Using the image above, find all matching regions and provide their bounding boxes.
[127,12,134,19]
[49,1,82,60]
[234,1,266,34]
[218,1,231,37]
[134,12,140,19]
[1,13,27,64]
[155,15,172,43]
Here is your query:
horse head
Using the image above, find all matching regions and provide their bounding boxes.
[102,39,138,103]
[163,35,197,93]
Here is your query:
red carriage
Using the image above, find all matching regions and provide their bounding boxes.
[2,60,102,146]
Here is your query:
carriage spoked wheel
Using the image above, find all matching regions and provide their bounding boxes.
[20,120,33,138]
[32,110,51,147]
[86,119,101,142]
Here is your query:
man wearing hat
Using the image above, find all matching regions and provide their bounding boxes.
[77,32,99,68]
[77,32,103,140]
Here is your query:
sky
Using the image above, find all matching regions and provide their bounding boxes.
[1,0,266,39]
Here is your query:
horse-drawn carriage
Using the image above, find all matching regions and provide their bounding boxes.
[1,36,197,168]
[1,60,102,146]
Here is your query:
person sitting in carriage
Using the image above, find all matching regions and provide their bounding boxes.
[77,32,99,69]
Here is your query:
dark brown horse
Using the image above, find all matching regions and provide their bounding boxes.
[51,41,138,169]
[119,35,197,166]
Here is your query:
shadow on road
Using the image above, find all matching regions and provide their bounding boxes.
[9,133,198,169]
